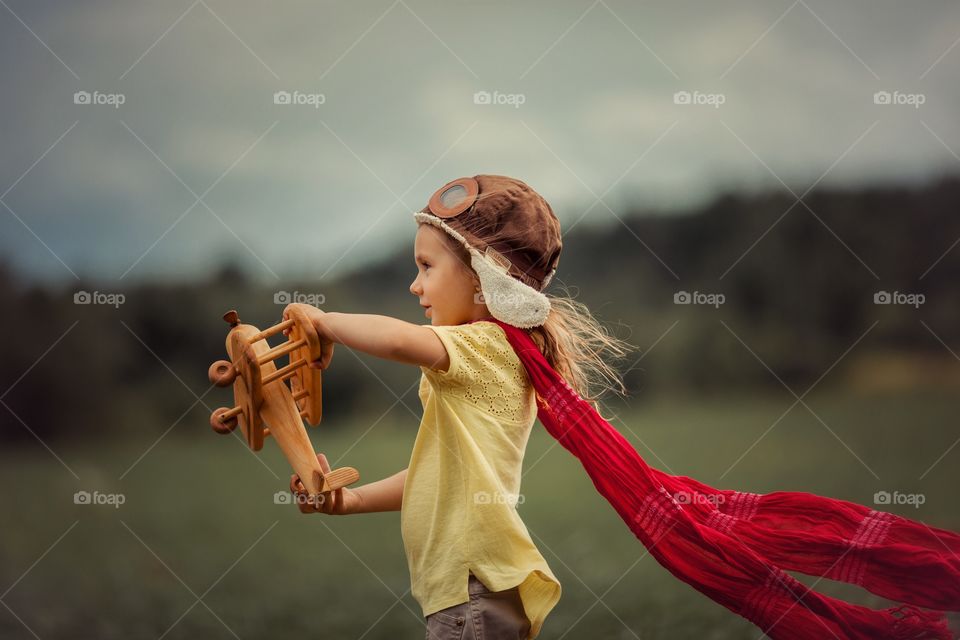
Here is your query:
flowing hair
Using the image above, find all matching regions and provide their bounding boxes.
[526,289,635,411]
[430,223,636,412]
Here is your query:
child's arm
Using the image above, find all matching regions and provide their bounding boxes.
[353,468,407,513]
[283,304,450,372]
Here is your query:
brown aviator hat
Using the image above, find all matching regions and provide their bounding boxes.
[413,175,562,328]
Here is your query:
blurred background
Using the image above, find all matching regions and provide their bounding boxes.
[1,0,959,638]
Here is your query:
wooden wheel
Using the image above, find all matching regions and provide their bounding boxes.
[208,360,237,387]
[210,406,239,434]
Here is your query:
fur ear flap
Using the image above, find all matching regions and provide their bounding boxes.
[469,250,550,328]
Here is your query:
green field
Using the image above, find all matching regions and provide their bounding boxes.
[2,389,958,639]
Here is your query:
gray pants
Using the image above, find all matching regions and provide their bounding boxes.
[424,572,531,640]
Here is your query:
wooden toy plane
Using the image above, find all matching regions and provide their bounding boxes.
[208,308,359,497]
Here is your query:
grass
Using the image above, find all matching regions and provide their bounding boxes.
[1,388,958,639]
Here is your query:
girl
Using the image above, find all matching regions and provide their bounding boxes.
[285,174,633,640]
[285,175,960,640]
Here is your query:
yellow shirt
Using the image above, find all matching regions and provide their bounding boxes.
[401,320,562,639]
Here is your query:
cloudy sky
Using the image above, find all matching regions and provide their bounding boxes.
[1,0,957,284]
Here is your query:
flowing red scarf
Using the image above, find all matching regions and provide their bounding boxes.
[482,317,960,640]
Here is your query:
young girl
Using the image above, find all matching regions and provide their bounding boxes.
[284,175,960,640]
[285,174,633,640]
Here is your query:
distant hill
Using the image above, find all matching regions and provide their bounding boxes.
[2,174,958,443]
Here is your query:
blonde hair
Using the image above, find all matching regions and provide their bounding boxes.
[429,223,636,412]
[526,288,636,411]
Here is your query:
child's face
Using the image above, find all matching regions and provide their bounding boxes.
[410,224,487,325]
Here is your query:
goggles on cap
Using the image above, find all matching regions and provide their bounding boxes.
[427,177,479,218]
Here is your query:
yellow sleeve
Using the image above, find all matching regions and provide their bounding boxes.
[420,322,501,388]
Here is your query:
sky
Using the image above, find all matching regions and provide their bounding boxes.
[0,0,958,284]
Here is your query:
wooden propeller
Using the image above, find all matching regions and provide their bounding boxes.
[208,308,359,496]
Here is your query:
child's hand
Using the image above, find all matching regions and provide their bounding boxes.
[282,303,335,370]
[289,453,364,515]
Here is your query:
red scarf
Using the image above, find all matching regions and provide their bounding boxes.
[482,317,959,640]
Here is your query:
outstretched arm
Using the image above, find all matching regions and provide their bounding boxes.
[283,304,450,372]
